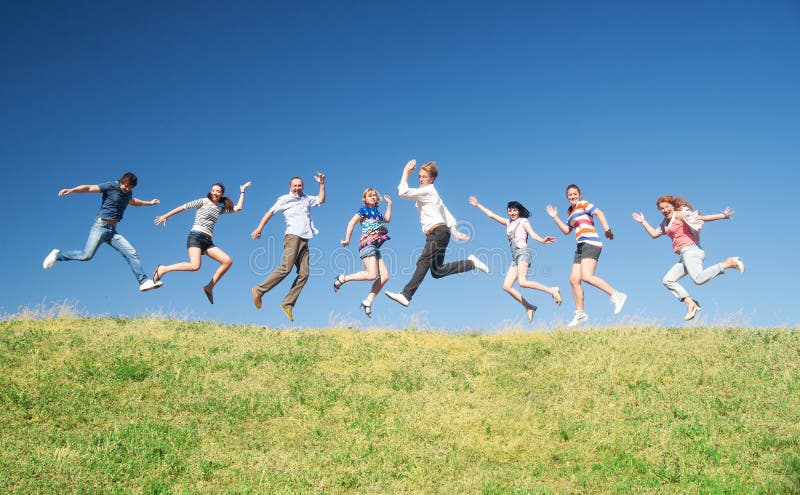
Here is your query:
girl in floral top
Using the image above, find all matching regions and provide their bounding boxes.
[153,181,251,303]
[333,188,392,317]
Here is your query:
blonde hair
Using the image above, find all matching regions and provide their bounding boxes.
[420,161,438,180]
[362,188,380,205]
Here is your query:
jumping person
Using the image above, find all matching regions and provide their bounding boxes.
[334,188,392,318]
[384,159,489,308]
[632,195,744,320]
[42,172,163,292]
[251,173,325,321]
[470,196,561,322]
[153,181,251,304]
[546,184,627,326]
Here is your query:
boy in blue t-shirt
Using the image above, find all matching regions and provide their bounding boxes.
[42,172,163,292]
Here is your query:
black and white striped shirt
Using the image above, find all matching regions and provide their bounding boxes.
[183,198,234,236]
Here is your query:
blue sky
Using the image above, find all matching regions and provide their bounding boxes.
[2,1,798,329]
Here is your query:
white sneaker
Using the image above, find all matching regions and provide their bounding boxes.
[43,249,59,269]
[139,279,164,292]
[567,311,588,327]
[468,254,489,274]
[611,292,627,315]
[385,291,410,307]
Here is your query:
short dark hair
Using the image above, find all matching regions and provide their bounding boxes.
[119,172,138,187]
[507,201,530,218]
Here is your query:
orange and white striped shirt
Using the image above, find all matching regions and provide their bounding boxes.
[567,200,602,247]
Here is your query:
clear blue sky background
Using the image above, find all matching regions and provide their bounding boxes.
[2,1,797,330]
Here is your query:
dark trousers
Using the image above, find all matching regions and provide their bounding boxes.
[402,226,474,300]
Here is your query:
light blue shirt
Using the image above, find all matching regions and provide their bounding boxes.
[268,193,321,239]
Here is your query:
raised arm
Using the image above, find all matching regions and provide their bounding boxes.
[592,208,614,240]
[154,204,186,226]
[398,159,416,197]
[631,212,662,238]
[698,207,734,223]
[340,213,362,246]
[383,194,392,222]
[469,196,507,225]
[314,172,326,204]
[546,205,571,235]
[233,181,252,212]
[59,184,100,196]
[251,210,273,239]
[524,221,556,244]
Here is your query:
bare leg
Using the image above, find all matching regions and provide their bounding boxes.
[204,246,233,290]
[579,258,615,296]
[156,247,203,280]
[516,260,560,302]
[570,263,584,312]
[364,257,389,306]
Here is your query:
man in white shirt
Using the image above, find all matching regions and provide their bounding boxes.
[251,173,325,321]
[385,160,489,307]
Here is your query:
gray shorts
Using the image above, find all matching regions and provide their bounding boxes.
[573,242,601,263]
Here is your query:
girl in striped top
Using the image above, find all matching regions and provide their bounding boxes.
[547,184,627,327]
[153,181,251,303]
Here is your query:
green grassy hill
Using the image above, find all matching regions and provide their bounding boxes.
[1,318,798,494]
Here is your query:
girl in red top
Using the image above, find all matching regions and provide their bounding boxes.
[632,195,744,321]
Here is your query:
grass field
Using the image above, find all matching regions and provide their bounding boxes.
[1,317,798,494]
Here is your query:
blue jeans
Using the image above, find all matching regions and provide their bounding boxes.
[58,218,147,285]
[662,244,724,301]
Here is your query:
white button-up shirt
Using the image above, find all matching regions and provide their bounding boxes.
[398,180,457,234]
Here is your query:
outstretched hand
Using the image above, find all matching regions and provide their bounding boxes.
[154,215,167,227]
[403,159,416,175]
[240,181,252,192]
[468,196,479,207]
[541,236,556,244]
[58,188,72,197]
[546,205,558,218]
[723,207,734,219]
[383,194,392,205]
[632,212,645,223]
[314,172,325,184]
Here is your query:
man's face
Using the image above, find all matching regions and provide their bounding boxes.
[290,179,304,197]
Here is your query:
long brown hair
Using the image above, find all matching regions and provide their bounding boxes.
[208,182,234,210]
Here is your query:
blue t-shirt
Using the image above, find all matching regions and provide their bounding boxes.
[97,181,132,222]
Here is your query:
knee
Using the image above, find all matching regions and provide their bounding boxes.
[222,258,233,269]
[503,283,514,293]
[569,275,581,286]
[188,262,202,271]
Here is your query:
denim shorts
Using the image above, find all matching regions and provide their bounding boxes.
[359,244,382,259]
[187,231,215,253]
[510,246,532,266]
[573,242,602,263]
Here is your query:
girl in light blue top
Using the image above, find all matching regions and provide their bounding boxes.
[470,196,561,323]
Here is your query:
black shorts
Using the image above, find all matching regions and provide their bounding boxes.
[187,231,215,253]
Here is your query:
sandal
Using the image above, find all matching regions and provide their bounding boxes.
[333,274,345,293]
[360,300,372,318]
[551,286,562,306]
[202,285,214,304]
[525,304,537,323]
[684,299,701,321]
[153,264,163,283]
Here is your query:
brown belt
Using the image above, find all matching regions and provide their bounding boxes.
[100,218,118,226]
[424,223,446,236]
